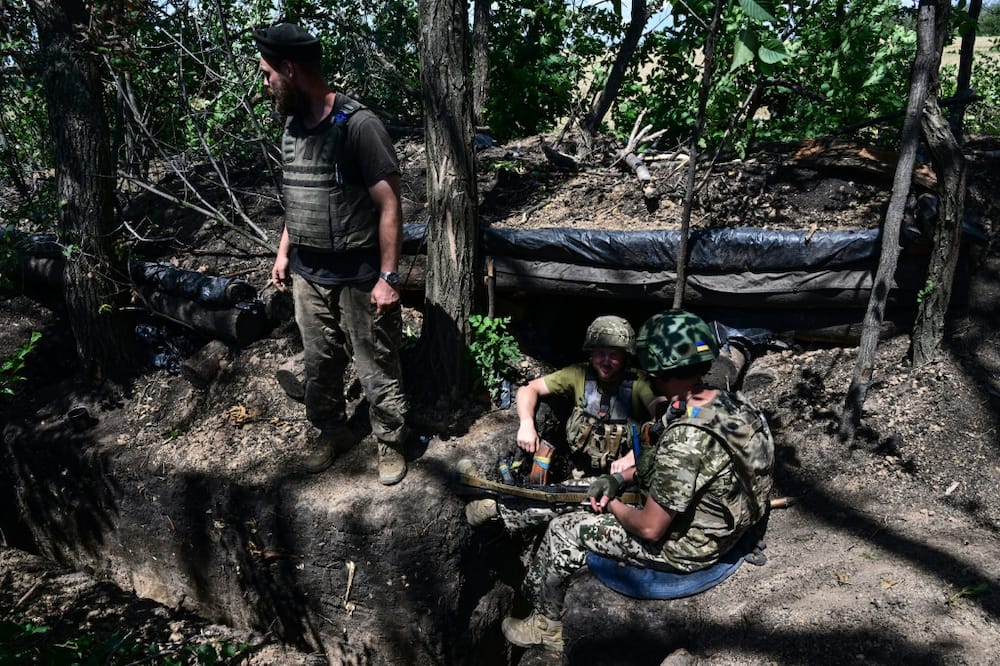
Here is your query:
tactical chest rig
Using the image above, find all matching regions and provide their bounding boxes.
[281,95,379,252]
[641,394,774,522]
[565,368,636,470]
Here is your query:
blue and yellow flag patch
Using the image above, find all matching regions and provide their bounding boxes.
[695,341,711,353]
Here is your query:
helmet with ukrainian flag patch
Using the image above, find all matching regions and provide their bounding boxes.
[635,310,719,374]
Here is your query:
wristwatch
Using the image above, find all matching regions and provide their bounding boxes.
[379,271,401,287]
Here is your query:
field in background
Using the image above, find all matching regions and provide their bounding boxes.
[942,34,998,67]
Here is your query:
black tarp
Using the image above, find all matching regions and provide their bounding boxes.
[404,223,929,272]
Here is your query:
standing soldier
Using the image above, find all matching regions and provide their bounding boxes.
[254,23,409,484]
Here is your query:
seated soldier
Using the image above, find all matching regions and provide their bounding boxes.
[465,315,665,528]
[501,309,775,651]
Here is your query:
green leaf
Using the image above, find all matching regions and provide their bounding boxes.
[862,65,886,88]
[758,37,789,65]
[731,30,757,71]
[738,0,777,24]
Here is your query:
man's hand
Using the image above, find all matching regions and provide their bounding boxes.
[271,255,290,292]
[516,422,540,452]
[610,450,635,474]
[587,473,624,513]
[370,278,400,315]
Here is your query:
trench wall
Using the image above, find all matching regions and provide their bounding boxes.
[1,416,506,665]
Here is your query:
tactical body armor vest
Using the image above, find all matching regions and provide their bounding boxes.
[564,368,636,470]
[640,392,774,523]
[281,95,379,252]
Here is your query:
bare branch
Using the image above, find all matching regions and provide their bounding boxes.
[118,173,275,253]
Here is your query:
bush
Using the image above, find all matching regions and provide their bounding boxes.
[0,331,41,397]
[467,314,521,405]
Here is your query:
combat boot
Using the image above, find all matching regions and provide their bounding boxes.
[465,499,498,526]
[302,426,353,474]
[501,612,563,651]
[377,442,407,485]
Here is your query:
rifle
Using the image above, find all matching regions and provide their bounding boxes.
[455,464,797,510]
[454,465,644,505]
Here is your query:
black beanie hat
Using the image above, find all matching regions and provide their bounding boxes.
[253,23,322,63]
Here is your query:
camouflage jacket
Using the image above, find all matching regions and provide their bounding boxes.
[635,390,774,571]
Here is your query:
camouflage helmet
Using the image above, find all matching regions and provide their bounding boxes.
[635,310,719,374]
[582,315,636,355]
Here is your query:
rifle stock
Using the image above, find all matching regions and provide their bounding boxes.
[455,471,643,505]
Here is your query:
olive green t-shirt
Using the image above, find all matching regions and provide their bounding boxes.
[541,362,656,422]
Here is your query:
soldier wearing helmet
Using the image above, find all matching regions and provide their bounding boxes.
[517,315,657,468]
[464,315,664,529]
[503,310,774,651]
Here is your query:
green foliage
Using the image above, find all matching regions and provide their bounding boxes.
[731,0,791,72]
[486,0,622,139]
[941,47,1000,136]
[980,3,1000,36]
[915,281,933,305]
[764,0,916,142]
[0,331,41,397]
[468,314,521,404]
[1,0,996,245]
[115,1,278,164]
[401,323,420,351]
[286,0,422,120]
[0,616,251,665]
[618,0,921,154]
[0,1,48,194]
[948,581,990,607]
[916,278,936,304]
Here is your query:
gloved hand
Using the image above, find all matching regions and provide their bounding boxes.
[587,472,624,504]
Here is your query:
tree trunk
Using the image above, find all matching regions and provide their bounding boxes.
[579,0,649,152]
[673,0,724,309]
[0,119,31,198]
[417,0,479,405]
[472,0,491,130]
[29,0,135,380]
[839,0,939,444]
[948,0,982,141]
[912,0,966,366]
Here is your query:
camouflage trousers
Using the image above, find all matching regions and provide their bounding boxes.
[292,275,408,446]
[496,478,597,533]
[497,502,581,533]
[523,510,679,618]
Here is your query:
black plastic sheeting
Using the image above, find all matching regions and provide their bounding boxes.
[1,226,63,257]
[130,261,258,309]
[403,223,942,272]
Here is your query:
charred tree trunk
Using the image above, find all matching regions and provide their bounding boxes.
[912,0,966,366]
[579,0,649,154]
[472,0,491,130]
[673,0,724,309]
[839,0,939,444]
[29,0,135,380]
[417,0,479,405]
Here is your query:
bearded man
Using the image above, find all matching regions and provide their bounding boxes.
[255,23,409,485]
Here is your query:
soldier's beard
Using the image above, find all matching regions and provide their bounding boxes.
[272,78,306,117]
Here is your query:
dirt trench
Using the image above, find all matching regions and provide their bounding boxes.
[0,343,523,664]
